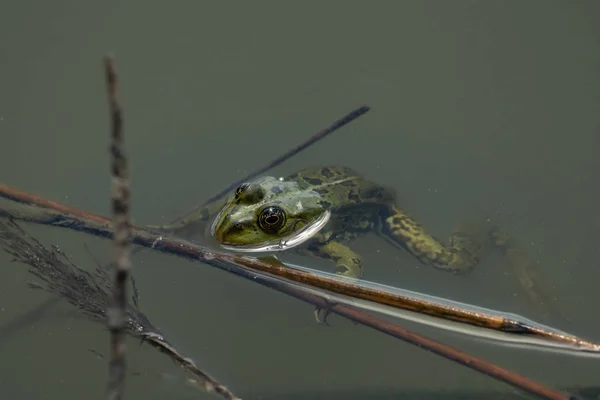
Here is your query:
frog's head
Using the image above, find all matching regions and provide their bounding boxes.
[211,176,330,252]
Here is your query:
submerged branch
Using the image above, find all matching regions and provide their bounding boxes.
[0,220,240,400]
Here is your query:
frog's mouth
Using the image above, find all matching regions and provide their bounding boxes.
[214,210,331,253]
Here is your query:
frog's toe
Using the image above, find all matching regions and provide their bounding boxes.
[314,307,332,325]
[448,230,483,271]
[334,257,363,279]
[488,226,509,247]
[452,251,480,274]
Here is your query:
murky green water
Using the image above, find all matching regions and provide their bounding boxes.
[1,1,600,399]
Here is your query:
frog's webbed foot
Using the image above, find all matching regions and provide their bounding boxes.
[488,225,551,312]
[456,223,555,317]
[305,240,364,279]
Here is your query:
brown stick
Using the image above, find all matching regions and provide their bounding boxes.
[0,189,580,400]
[104,55,131,400]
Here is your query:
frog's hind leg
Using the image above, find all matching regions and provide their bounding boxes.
[381,205,554,315]
[380,205,484,274]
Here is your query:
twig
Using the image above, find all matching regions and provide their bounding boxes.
[104,55,131,400]
[189,105,370,212]
[0,220,240,400]
[0,190,581,400]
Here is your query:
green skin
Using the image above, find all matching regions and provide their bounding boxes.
[158,166,510,279]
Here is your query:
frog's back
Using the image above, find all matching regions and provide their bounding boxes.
[285,165,395,209]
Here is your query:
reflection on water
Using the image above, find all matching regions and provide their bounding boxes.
[1,1,600,399]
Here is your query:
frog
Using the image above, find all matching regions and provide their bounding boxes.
[156,165,512,280]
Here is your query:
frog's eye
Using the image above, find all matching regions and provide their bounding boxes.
[258,206,286,233]
[235,183,249,199]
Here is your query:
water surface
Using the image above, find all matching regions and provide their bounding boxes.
[1,1,600,399]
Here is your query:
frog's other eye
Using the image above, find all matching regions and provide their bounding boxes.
[236,183,266,204]
[258,206,286,233]
[235,183,249,199]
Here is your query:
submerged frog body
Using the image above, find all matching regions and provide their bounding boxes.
[190,166,497,279]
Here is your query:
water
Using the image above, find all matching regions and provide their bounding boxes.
[1,1,600,399]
